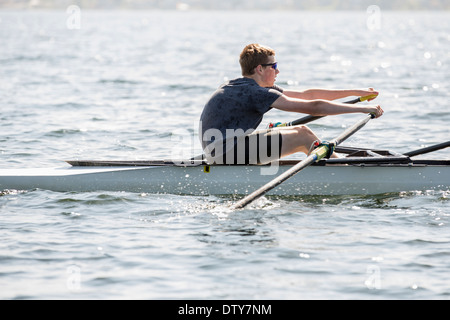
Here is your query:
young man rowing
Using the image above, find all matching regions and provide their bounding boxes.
[200,43,383,165]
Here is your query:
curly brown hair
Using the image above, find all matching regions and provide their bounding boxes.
[239,43,275,76]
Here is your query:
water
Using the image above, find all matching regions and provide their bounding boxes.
[0,9,449,300]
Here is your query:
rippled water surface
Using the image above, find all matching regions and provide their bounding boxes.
[0,10,449,299]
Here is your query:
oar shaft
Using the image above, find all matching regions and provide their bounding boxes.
[404,140,450,157]
[333,113,375,145]
[232,113,375,210]
[232,152,319,210]
[289,115,323,126]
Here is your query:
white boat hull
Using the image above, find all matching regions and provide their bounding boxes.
[0,162,448,196]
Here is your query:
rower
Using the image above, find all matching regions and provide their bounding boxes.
[199,43,383,165]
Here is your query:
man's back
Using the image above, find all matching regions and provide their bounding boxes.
[199,77,283,150]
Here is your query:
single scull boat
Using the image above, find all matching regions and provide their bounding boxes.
[0,143,448,196]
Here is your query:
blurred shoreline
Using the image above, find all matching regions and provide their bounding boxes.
[1,0,449,11]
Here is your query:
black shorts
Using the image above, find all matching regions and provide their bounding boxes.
[222,129,283,165]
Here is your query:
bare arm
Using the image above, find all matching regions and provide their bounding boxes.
[283,88,378,101]
[271,94,384,118]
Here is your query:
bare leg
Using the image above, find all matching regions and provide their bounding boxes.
[278,125,339,158]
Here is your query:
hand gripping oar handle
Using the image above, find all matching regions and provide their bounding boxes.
[232,113,376,210]
[270,94,377,127]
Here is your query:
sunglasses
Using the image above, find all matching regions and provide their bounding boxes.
[261,62,278,70]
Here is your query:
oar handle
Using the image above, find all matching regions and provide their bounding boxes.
[352,93,378,103]
[270,94,378,127]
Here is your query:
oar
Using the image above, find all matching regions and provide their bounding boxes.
[231,113,376,210]
[269,94,377,127]
[403,140,450,157]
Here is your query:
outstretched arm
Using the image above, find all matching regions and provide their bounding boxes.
[271,94,384,118]
[283,88,378,101]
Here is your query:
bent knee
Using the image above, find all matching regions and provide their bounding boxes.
[293,125,315,136]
